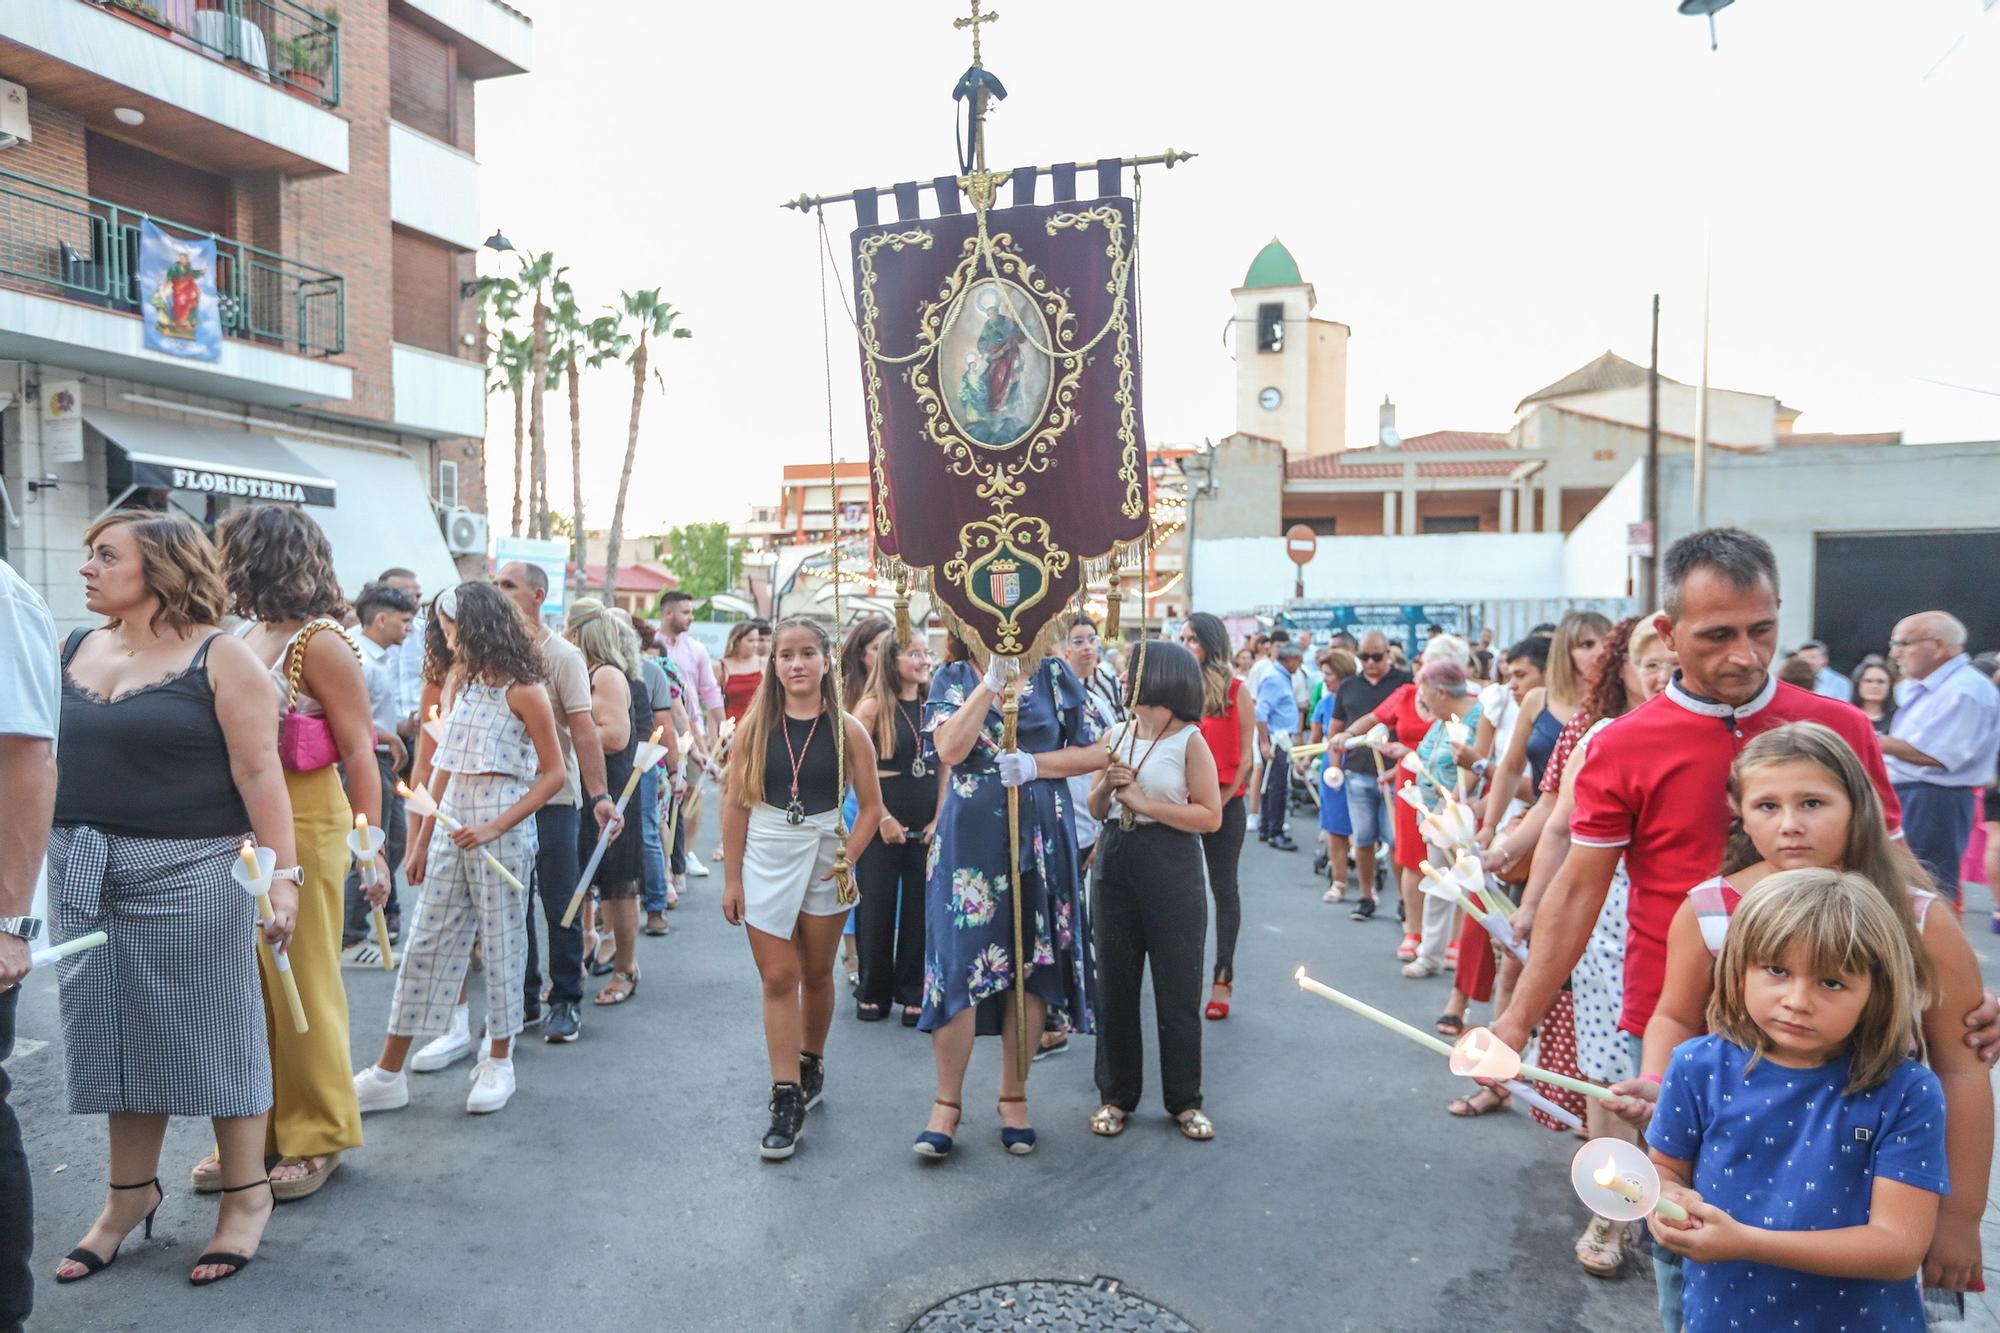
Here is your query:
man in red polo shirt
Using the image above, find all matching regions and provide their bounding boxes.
[1489,528,2000,1070]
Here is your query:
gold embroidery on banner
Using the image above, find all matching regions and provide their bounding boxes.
[853,202,1143,614]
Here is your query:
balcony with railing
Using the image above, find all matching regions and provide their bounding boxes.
[0,2,348,176]
[90,0,342,108]
[0,165,352,405]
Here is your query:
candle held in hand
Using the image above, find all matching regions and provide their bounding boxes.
[240,838,260,878]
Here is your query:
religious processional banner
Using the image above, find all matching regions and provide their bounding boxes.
[140,220,223,362]
[851,196,1149,657]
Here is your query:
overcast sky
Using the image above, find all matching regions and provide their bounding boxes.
[471,0,2000,538]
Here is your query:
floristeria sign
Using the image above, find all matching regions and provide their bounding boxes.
[127,460,335,507]
[853,197,1149,656]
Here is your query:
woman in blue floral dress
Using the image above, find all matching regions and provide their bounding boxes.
[914,651,1106,1159]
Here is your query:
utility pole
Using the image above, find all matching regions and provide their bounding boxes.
[1643,293,1660,605]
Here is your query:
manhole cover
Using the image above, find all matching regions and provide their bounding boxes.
[906,1279,1199,1332]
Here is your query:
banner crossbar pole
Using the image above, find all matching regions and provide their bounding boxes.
[781,150,1197,212]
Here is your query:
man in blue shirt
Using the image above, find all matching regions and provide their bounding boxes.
[1256,640,1305,851]
[1797,639,1853,702]
[1884,611,2000,900]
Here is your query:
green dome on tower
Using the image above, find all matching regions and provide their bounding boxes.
[1242,237,1303,289]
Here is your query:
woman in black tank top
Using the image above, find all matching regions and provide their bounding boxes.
[719,620,883,1161]
[51,509,301,1287]
[850,633,940,1025]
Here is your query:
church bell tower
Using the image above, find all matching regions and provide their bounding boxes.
[1232,238,1349,457]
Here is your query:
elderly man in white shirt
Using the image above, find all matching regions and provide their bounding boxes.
[1884,610,2000,900]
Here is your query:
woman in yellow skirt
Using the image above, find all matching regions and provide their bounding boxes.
[201,505,385,1201]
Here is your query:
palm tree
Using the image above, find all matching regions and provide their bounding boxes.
[515,250,563,540]
[477,276,528,536]
[602,289,692,599]
[547,277,587,589]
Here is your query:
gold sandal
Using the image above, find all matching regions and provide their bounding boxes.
[1176,1109,1215,1141]
[1089,1104,1128,1137]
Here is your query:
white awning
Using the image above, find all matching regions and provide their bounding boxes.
[275,438,460,601]
[87,406,337,506]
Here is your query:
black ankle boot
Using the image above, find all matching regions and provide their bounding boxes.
[761,1082,807,1161]
[799,1051,825,1110]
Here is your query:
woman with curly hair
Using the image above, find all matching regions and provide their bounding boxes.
[204,505,384,1205]
[351,582,565,1116]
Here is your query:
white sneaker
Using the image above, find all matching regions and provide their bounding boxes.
[353,1065,409,1113]
[339,940,383,969]
[1401,958,1442,979]
[685,850,710,878]
[410,1006,474,1073]
[466,1059,515,1114]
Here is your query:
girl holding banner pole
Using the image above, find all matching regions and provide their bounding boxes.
[913,650,1106,1160]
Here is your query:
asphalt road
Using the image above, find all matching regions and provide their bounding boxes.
[14,828,1995,1332]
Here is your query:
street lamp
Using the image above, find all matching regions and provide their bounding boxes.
[1678,0,1733,51]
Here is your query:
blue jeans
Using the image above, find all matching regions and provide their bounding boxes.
[523,803,585,1008]
[639,768,668,913]
[1895,781,1975,902]
[1344,774,1389,849]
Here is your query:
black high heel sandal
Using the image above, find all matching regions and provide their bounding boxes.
[188,1178,273,1287]
[56,1177,164,1283]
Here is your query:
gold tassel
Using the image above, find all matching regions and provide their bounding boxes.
[1104,577,1122,642]
[894,570,911,644]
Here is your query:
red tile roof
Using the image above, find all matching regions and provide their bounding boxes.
[1776,431,1902,448]
[1287,431,1520,481]
[583,563,677,592]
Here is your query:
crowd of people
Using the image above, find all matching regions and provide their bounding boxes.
[2,510,1998,1330]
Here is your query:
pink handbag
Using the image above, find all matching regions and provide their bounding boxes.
[277,621,348,773]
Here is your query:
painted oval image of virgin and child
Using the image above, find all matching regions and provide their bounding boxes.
[941,279,1052,449]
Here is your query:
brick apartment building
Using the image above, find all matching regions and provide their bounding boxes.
[0,0,531,624]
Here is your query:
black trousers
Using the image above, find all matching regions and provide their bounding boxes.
[0,987,31,1331]
[1091,821,1207,1116]
[854,835,928,1009]
[523,803,585,1008]
[1202,795,1247,984]
[1259,741,1291,840]
[342,750,405,944]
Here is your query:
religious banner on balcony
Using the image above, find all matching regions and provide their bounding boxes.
[139,220,222,362]
[852,196,1149,656]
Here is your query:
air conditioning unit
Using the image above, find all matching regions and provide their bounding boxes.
[443,506,488,556]
[0,79,31,149]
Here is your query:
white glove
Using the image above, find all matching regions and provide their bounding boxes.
[996,749,1039,788]
[982,655,1021,696]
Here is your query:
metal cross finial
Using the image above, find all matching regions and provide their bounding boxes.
[954,1,999,66]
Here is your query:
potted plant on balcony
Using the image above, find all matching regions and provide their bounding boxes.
[103,0,176,39]
[277,32,329,100]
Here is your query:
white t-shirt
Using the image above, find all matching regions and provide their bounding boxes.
[1478,680,1520,760]
[1,560,59,923]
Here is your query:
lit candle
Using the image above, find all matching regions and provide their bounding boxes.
[27,930,108,970]
[397,781,528,894]
[1296,969,1582,1128]
[346,813,394,971]
[560,730,667,928]
[232,847,309,1036]
[1295,968,1455,1057]
[1581,1144,1690,1222]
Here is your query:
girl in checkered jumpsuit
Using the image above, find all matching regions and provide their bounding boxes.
[351,583,565,1116]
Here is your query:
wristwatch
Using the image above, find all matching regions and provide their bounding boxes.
[269,867,304,886]
[591,793,614,808]
[0,916,43,943]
